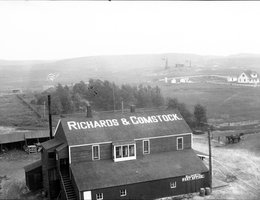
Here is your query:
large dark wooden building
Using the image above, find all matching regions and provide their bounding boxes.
[25,108,209,200]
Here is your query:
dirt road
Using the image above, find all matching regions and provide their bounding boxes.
[192,133,260,200]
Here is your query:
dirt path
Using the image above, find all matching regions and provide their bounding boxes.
[192,133,260,200]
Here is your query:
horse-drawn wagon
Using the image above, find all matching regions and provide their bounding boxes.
[226,133,244,144]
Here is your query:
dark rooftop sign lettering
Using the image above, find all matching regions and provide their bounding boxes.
[67,114,182,131]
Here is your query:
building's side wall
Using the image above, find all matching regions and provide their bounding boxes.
[149,134,191,154]
[70,134,191,164]
[71,145,92,163]
[71,143,112,163]
[42,149,49,197]
[81,171,209,200]
[135,140,143,159]
[42,147,60,199]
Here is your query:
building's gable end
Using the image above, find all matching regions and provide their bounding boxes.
[238,72,249,83]
[239,72,248,79]
[54,120,68,144]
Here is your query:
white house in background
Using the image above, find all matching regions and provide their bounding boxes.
[180,78,189,83]
[170,77,190,84]
[227,76,238,82]
[238,70,259,84]
[171,79,177,84]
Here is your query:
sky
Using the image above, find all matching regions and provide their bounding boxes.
[1,2,260,60]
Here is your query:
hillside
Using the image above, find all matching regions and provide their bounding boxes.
[1,53,260,91]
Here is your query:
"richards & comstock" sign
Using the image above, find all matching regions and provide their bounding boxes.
[67,114,183,130]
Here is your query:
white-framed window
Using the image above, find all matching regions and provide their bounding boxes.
[113,144,136,162]
[177,137,183,150]
[120,189,127,197]
[92,145,100,160]
[170,181,176,189]
[96,193,103,200]
[143,140,150,154]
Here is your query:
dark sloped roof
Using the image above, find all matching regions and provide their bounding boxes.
[41,138,63,150]
[25,130,49,139]
[71,149,208,191]
[0,132,24,144]
[24,160,42,172]
[56,143,68,152]
[60,109,192,146]
[243,70,258,78]
[0,130,50,144]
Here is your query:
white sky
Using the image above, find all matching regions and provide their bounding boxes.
[1,2,260,60]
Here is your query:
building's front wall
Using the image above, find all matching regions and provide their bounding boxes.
[80,172,209,200]
[238,73,249,83]
[70,143,113,163]
[70,134,192,164]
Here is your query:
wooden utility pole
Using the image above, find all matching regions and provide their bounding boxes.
[48,95,53,139]
[208,128,212,189]
[165,57,168,69]
[121,101,124,113]
[43,101,46,118]
[112,84,116,112]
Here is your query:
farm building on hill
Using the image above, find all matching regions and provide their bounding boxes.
[227,76,237,82]
[24,107,209,200]
[237,70,259,84]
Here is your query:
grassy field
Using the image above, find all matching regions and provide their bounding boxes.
[160,82,260,123]
[0,94,48,128]
[0,150,42,200]
[2,82,260,129]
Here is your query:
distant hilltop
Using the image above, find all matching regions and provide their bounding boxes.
[1,53,260,91]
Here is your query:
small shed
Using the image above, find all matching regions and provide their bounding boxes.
[24,160,43,191]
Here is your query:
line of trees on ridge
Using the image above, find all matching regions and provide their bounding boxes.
[32,79,207,129]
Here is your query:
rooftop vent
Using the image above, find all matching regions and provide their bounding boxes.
[86,105,92,118]
[130,105,135,113]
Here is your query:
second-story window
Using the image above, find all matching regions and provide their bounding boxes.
[114,143,136,162]
[92,145,100,160]
[177,137,183,150]
[143,140,150,154]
